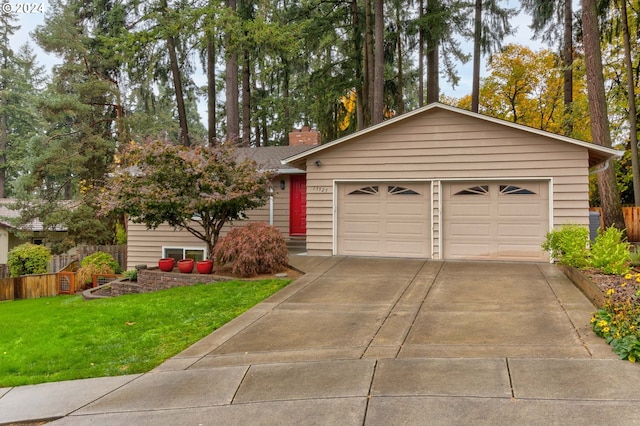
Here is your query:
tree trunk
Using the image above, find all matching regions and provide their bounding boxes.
[471,0,481,112]
[620,0,640,206]
[581,0,625,229]
[418,0,424,107]
[160,0,189,147]
[0,100,6,198]
[563,0,573,136]
[225,0,240,143]
[425,0,439,104]
[352,0,365,129]
[372,0,384,124]
[365,0,374,125]
[166,34,190,147]
[396,5,403,115]
[207,32,216,145]
[426,41,439,104]
[242,50,251,146]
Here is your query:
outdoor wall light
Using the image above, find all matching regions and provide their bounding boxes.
[280,179,286,190]
[314,159,322,166]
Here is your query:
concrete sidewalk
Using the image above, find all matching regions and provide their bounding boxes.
[2,257,640,425]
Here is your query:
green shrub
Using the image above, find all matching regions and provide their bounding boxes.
[213,222,288,277]
[7,243,52,277]
[541,225,590,268]
[590,226,630,275]
[122,268,137,281]
[77,251,121,285]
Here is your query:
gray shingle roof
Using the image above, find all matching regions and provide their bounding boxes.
[235,145,312,174]
[0,199,69,232]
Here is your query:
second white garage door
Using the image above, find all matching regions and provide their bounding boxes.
[337,182,431,258]
[442,181,549,261]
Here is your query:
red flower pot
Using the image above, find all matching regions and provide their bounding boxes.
[196,259,214,274]
[158,258,175,272]
[177,258,195,274]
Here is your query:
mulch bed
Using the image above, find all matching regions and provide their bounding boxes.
[581,268,640,304]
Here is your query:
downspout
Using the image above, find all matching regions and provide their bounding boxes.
[269,188,274,226]
[589,159,611,175]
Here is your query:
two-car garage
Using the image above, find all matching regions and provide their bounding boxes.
[336,180,549,261]
[282,104,620,262]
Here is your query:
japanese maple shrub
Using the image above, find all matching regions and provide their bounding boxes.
[99,140,273,259]
[213,222,288,277]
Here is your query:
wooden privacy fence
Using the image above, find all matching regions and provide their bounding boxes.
[0,262,80,301]
[0,273,59,300]
[589,207,640,242]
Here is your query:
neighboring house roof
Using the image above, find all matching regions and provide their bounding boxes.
[282,102,623,169]
[0,199,68,232]
[236,145,313,174]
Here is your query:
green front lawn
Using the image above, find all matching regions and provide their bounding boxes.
[0,278,290,387]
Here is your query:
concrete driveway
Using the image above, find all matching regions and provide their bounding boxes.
[3,257,640,425]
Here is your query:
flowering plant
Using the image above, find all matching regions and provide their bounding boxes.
[592,276,640,362]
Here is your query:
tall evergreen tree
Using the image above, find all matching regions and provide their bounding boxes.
[0,5,20,198]
[581,0,625,229]
[470,0,515,112]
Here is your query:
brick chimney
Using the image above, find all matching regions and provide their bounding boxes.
[288,126,321,146]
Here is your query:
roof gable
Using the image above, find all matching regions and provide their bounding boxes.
[283,103,622,169]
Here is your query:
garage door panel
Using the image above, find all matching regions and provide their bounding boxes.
[342,220,380,234]
[447,243,493,258]
[386,241,428,256]
[343,202,381,215]
[385,206,427,216]
[386,226,425,236]
[338,182,431,258]
[497,203,546,217]
[498,223,545,237]
[340,242,380,256]
[444,181,549,261]
[449,223,491,237]
[496,244,545,260]
[448,204,491,217]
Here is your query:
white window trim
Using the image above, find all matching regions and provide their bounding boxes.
[162,246,208,260]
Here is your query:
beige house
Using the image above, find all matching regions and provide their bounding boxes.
[282,103,621,262]
[126,132,319,269]
[127,103,622,267]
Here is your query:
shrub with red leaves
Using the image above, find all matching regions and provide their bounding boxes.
[213,222,289,277]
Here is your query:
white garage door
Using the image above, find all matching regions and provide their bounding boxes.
[337,182,431,258]
[443,181,549,261]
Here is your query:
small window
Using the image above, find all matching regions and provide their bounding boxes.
[388,185,419,195]
[348,185,379,195]
[454,185,489,196]
[500,185,536,195]
[163,247,205,262]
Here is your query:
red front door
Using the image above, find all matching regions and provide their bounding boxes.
[289,174,307,236]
